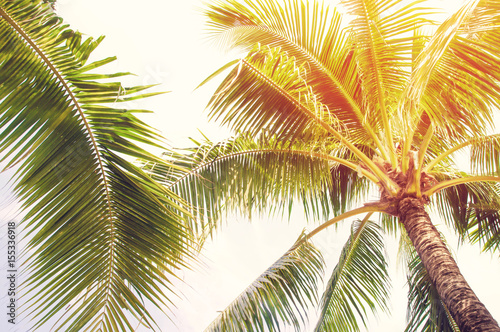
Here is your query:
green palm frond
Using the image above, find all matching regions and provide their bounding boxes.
[143,134,372,237]
[199,0,500,330]
[470,134,500,176]
[204,231,324,332]
[400,232,459,332]
[422,133,500,177]
[314,218,390,332]
[202,43,397,187]
[0,1,191,330]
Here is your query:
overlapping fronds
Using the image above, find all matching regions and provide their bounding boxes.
[328,145,374,214]
[205,45,345,143]
[0,1,191,330]
[399,233,459,332]
[204,0,373,144]
[143,133,372,238]
[422,132,500,177]
[401,0,500,143]
[202,42,398,188]
[341,0,433,155]
[314,219,390,332]
[470,134,500,176]
[204,231,324,332]
[432,172,500,252]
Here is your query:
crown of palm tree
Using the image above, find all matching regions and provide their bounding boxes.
[144,0,500,330]
[3,0,500,330]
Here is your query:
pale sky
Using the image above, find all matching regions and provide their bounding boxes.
[1,0,499,331]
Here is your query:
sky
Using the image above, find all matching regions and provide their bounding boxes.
[1,0,500,331]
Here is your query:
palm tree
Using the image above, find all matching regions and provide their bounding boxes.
[0,1,194,330]
[147,0,500,330]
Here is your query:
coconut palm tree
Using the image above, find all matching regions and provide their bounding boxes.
[0,1,193,331]
[147,0,500,330]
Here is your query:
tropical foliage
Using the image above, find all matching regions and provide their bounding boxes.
[3,0,500,331]
[144,0,500,330]
[0,1,193,331]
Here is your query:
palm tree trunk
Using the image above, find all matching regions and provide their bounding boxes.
[399,197,500,332]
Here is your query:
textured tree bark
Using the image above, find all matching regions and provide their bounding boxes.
[399,197,500,332]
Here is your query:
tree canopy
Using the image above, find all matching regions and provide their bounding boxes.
[2,0,500,331]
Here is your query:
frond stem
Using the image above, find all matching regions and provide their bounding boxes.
[0,7,118,329]
[167,148,380,191]
[402,0,480,169]
[423,176,500,196]
[0,8,111,203]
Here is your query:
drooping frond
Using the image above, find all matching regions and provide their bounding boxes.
[314,219,390,332]
[470,134,500,176]
[423,133,500,178]
[0,1,191,330]
[204,231,324,332]
[431,172,500,252]
[143,133,372,238]
[399,232,459,332]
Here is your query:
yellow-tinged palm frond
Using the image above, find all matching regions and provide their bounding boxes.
[470,134,500,176]
[206,44,354,143]
[421,133,500,175]
[401,0,500,148]
[202,44,397,189]
[142,133,373,239]
[422,134,500,252]
[204,231,324,332]
[0,1,192,331]
[200,0,500,330]
[314,219,390,332]
[340,0,434,163]
[205,0,379,147]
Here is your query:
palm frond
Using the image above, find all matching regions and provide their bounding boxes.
[341,0,433,161]
[423,133,500,176]
[0,1,192,330]
[205,45,341,143]
[204,231,324,332]
[204,0,380,148]
[314,219,390,332]
[402,0,500,144]
[470,133,500,176]
[143,134,372,238]
[432,172,500,252]
[203,44,396,188]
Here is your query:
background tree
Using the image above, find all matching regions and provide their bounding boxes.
[146,0,500,330]
[0,1,194,331]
